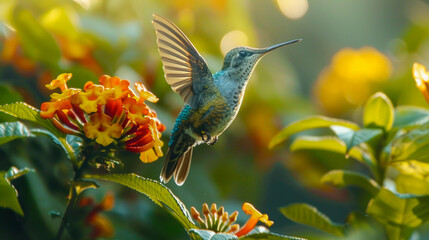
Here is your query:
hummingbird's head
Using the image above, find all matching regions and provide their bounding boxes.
[221,39,301,80]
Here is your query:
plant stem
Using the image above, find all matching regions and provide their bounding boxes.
[54,154,91,240]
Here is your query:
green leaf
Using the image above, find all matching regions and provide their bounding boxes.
[0,172,23,216]
[11,7,61,66]
[367,188,429,240]
[0,121,34,145]
[85,173,196,230]
[330,126,383,153]
[31,129,78,163]
[290,136,379,179]
[269,115,359,149]
[280,203,345,236]
[0,102,64,137]
[363,92,394,131]
[72,180,99,195]
[395,174,429,195]
[389,124,429,163]
[189,229,238,240]
[321,170,380,196]
[240,232,307,240]
[290,136,346,153]
[393,106,429,129]
[5,166,33,181]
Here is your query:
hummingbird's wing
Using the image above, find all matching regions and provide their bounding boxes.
[152,14,214,108]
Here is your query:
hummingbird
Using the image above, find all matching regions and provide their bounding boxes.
[152,14,301,185]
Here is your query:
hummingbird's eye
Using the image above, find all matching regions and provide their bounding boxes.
[238,51,247,57]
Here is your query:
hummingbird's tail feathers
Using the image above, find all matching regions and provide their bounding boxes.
[160,133,195,185]
[174,147,193,186]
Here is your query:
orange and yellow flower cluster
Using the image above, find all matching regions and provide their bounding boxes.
[40,73,166,163]
[190,202,273,237]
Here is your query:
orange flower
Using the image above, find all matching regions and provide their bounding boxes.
[40,73,165,162]
[99,75,131,100]
[45,73,72,91]
[83,112,122,146]
[190,202,273,237]
[413,63,429,103]
[235,202,273,237]
[79,192,115,239]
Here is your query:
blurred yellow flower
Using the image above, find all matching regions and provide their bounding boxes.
[313,47,392,116]
[413,62,429,103]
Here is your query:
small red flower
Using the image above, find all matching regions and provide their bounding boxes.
[79,192,115,239]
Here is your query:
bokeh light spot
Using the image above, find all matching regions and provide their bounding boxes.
[220,30,249,56]
[276,0,309,20]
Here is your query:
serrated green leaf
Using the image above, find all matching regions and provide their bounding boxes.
[321,170,380,196]
[5,166,33,181]
[85,173,196,230]
[0,102,64,137]
[0,121,34,145]
[240,232,307,240]
[394,106,429,129]
[367,188,429,240]
[389,124,429,163]
[330,126,383,153]
[280,203,345,236]
[269,115,359,149]
[363,92,394,131]
[0,172,23,216]
[12,7,61,66]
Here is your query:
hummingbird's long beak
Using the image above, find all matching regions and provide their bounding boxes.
[258,39,302,55]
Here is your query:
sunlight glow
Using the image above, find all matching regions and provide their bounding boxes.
[220,30,249,56]
[276,0,309,20]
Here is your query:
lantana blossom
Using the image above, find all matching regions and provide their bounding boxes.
[40,73,165,163]
[190,202,274,237]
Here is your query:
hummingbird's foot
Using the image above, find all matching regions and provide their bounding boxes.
[201,131,211,142]
[201,131,215,145]
[208,136,218,145]
[201,132,218,145]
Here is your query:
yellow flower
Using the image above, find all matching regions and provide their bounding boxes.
[135,82,159,103]
[45,73,72,91]
[413,63,429,103]
[235,202,273,237]
[313,47,392,116]
[72,82,112,114]
[83,112,122,146]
